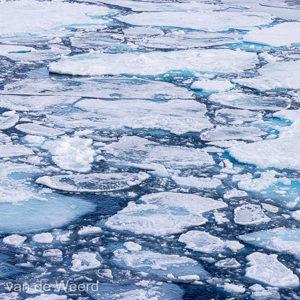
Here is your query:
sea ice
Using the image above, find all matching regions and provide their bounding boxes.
[36,172,150,192]
[78,225,102,236]
[0,0,111,38]
[234,204,270,225]
[117,10,272,32]
[88,281,183,300]
[33,232,53,244]
[71,251,102,272]
[191,79,234,92]
[3,234,27,247]
[239,227,300,259]
[0,111,19,130]
[244,22,300,47]
[16,123,64,137]
[42,136,95,172]
[112,246,210,281]
[245,252,299,287]
[172,175,221,189]
[235,60,300,91]
[105,192,227,235]
[179,230,243,253]
[0,144,33,157]
[215,258,241,269]
[49,49,258,76]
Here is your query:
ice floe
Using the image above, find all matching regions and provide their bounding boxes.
[245,252,299,287]
[244,22,300,47]
[179,230,243,253]
[0,144,33,157]
[215,258,241,269]
[33,232,53,244]
[234,204,270,225]
[16,123,64,137]
[112,246,210,281]
[117,11,272,32]
[3,234,27,247]
[172,175,221,189]
[191,79,234,92]
[0,0,111,38]
[36,172,149,192]
[42,136,95,172]
[49,49,258,76]
[105,192,227,235]
[240,227,300,259]
[236,60,300,91]
[0,111,19,130]
[71,251,102,272]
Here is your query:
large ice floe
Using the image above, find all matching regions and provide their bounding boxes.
[0,0,112,38]
[49,49,258,76]
[105,192,227,235]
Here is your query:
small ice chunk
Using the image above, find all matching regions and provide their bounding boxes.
[78,225,102,236]
[71,252,101,272]
[222,283,245,294]
[3,234,26,247]
[224,189,248,199]
[33,233,53,244]
[42,136,95,172]
[234,204,270,225]
[172,175,221,189]
[249,283,280,300]
[124,241,142,251]
[0,111,19,130]
[43,249,63,258]
[215,258,241,269]
[191,79,234,92]
[246,252,299,287]
[0,144,33,158]
[179,231,243,253]
[16,123,64,137]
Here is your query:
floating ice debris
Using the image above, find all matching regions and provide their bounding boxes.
[209,91,290,110]
[235,60,300,91]
[16,123,64,137]
[3,77,193,101]
[88,281,183,300]
[172,175,221,189]
[191,79,234,92]
[0,111,19,130]
[105,192,227,235]
[124,241,142,252]
[215,258,241,269]
[221,282,245,294]
[42,136,95,172]
[112,246,210,282]
[78,225,102,236]
[0,144,33,157]
[201,126,264,142]
[43,249,63,258]
[239,227,300,259]
[245,252,299,287]
[117,11,272,32]
[179,231,243,253]
[33,232,53,244]
[249,283,280,300]
[71,251,101,272]
[0,0,111,38]
[244,22,300,47]
[234,204,270,225]
[3,234,27,247]
[224,189,248,199]
[49,49,258,76]
[104,136,214,172]
[36,172,150,192]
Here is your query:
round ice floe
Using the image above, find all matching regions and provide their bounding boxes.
[179,231,243,253]
[49,49,258,76]
[3,234,27,247]
[234,204,270,225]
[36,172,150,192]
[33,232,53,244]
[71,251,101,272]
[246,252,299,287]
[16,123,64,137]
[43,249,63,258]
[112,246,210,282]
[78,225,102,236]
[105,192,227,236]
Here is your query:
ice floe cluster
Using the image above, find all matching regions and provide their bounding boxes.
[0,0,300,299]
